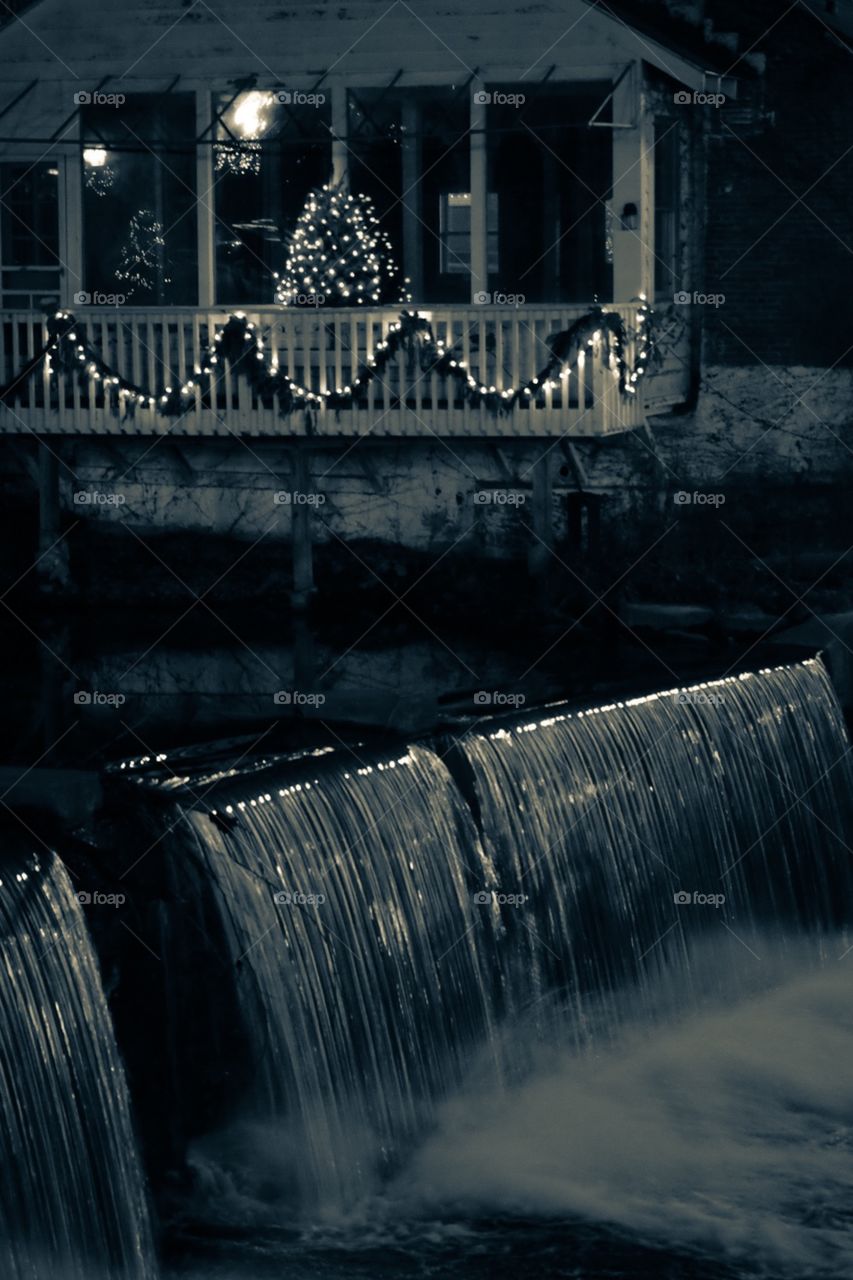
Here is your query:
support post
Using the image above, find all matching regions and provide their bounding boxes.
[331,81,348,189]
[610,63,653,301]
[401,98,423,298]
[36,439,70,592]
[527,451,553,601]
[470,81,489,302]
[61,118,84,306]
[290,443,315,611]
[196,90,216,307]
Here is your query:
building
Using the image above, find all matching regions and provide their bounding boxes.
[0,0,849,598]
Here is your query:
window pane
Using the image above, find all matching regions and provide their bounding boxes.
[214,90,331,304]
[82,94,198,304]
[654,120,681,300]
[487,85,612,303]
[0,163,60,308]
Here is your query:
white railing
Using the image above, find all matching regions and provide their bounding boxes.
[0,304,647,438]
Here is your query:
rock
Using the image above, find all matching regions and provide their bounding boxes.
[771,611,853,708]
[621,602,714,631]
[717,608,780,635]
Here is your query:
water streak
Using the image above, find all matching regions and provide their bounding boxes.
[0,845,157,1280]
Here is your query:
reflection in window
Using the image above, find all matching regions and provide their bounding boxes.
[654,119,681,300]
[487,86,612,303]
[82,94,198,304]
[439,192,499,275]
[0,162,60,309]
[213,90,331,304]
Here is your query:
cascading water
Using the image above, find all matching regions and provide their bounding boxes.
[180,745,503,1210]
[454,656,853,1020]
[0,844,157,1280]
[168,654,853,1245]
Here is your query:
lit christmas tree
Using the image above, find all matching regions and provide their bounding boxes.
[116,209,169,299]
[275,183,411,306]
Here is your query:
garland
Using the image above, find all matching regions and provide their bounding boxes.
[3,301,654,423]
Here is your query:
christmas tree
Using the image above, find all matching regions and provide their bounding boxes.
[275,183,411,307]
[115,209,169,299]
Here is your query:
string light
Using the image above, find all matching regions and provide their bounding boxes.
[24,301,654,421]
[275,183,412,309]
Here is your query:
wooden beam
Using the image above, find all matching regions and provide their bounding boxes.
[290,443,315,610]
[527,451,553,597]
[610,63,648,301]
[469,81,489,302]
[195,90,215,307]
[400,97,423,299]
[60,116,84,307]
[331,80,348,188]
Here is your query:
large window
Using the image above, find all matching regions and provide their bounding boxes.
[487,85,613,303]
[349,86,472,302]
[213,90,331,304]
[654,119,682,301]
[82,94,198,304]
[0,161,60,309]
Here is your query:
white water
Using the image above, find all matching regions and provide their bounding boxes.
[399,933,853,1279]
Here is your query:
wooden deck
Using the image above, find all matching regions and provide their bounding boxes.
[0,304,648,439]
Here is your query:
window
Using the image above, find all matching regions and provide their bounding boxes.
[439,193,499,275]
[0,162,60,308]
[82,94,198,304]
[213,90,331,304]
[486,86,613,303]
[654,120,681,301]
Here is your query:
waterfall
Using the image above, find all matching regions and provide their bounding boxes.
[0,845,157,1280]
[166,656,852,1216]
